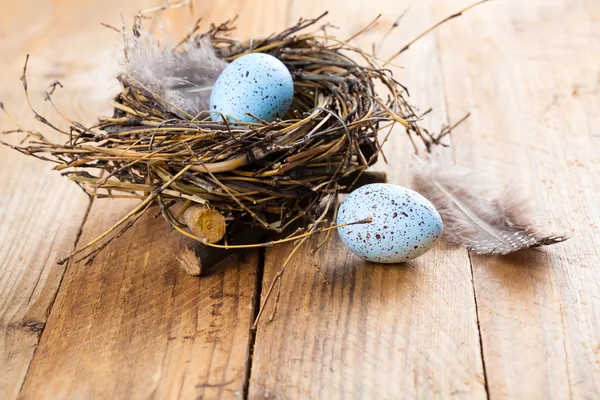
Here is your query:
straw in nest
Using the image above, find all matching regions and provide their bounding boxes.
[5,1,565,326]
[3,11,441,266]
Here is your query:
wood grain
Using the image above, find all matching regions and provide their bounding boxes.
[1,0,599,399]
[19,198,260,399]
[435,0,600,398]
[0,151,88,400]
[250,235,487,399]
[13,1,287,399]
[248,1,486,398]
[0,0,145,397]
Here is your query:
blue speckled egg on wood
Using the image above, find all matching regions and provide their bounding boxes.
[336,184,443,263]
[210,53,294,123]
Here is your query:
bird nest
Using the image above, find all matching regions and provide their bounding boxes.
[3,12,438,265]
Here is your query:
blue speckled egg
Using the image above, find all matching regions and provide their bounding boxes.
[209,53,294,123]
[336,184,443,263]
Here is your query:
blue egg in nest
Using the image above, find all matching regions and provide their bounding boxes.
[210,53,294,123]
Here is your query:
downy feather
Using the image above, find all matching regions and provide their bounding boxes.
[121,33,227,118]
[411,156,569,255]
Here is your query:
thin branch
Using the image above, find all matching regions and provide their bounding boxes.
[385,0,491,65]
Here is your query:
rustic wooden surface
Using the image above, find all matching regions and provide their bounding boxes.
[21,198,261,399]
[437,1,600,398]
[0,0,598,399]
[249,1,485,398]
[0,1,125,397]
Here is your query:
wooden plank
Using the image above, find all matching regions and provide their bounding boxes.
[250,236,488,399]
[0,0,148,397]
[0,148,88,400]
[17,1,289,398]
[248,1,487,398]
[435,0,600,398]
[19,198,260,399]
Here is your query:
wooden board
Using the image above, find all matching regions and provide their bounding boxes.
[0,149,88,399]
[435,0,600,398]
[1,0,599,399]
[249,235,487,399]
[9,1,287,399]
[248,1,487,398]
[19,198,260,399]
[0,0,140,396]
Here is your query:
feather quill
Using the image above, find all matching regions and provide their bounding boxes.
[121,33,228,118]
[411,156,569,255]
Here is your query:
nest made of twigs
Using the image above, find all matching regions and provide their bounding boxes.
[4,12,439,264]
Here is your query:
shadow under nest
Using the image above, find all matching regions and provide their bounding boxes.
[4,12,436,265]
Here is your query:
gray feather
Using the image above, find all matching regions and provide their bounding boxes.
[121,34,227,118]
[411,156,569,255]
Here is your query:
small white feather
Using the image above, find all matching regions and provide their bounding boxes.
[121,33,228,118]
[411,155,569,255]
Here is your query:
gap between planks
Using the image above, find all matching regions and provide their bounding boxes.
[433,21,490,400]
[246,1,487,398]
[468,252,490,400]
[242,248,266,400]
[16,2,289,399]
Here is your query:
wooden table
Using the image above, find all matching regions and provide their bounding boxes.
[1,0,599,399]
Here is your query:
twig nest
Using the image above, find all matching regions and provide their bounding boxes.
[182,205,226,243]
[3,13,424,262]
[210,53,294,123]
[336,184,443,263]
